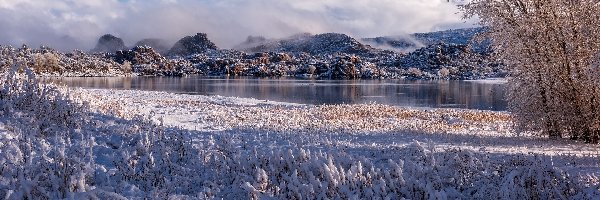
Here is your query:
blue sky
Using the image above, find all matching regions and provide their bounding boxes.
[0,0,472,50]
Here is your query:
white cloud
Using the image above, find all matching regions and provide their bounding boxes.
[0,0,473,51]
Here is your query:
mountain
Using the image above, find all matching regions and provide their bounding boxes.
[168,33,218,56]
[90,34,127,53]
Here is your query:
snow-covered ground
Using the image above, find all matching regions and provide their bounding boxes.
[77,88,600,198]
[1,71,599,199]
[76,88,597,157]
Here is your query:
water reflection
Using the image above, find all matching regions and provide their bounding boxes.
[44,76,507,111]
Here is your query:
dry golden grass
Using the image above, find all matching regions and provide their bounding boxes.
[78,89,514,135]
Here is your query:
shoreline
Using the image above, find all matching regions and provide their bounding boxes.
[48,76,508,111]
[74,88,597,157]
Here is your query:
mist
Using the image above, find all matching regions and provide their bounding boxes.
[0,0,473,51]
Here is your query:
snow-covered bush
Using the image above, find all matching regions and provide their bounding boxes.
[106,119,202,198]
[31,52,62,74]
[0,62,95,199]
[198,137,599,199]
[0,45,128,77]
[0,62,201,199]
[438,67,450,79]
[407,67,423,78]
[1,63,86,134]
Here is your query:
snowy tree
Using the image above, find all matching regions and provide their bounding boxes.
[462,0,600,143]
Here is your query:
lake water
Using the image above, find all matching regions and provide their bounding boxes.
[45,76,508,111]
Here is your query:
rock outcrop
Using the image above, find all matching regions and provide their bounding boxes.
[115,46,196,76]
[168,33,218,56]
[2,28,506,80]
[91,34,127,53]
[398,43,504,79]
[115,46,164,65]
[238,33,378,56]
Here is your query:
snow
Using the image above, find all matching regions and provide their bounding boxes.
[465,78,508,84]
[73,88,599,156]
[1,71,599,199]
[1,30,505,80]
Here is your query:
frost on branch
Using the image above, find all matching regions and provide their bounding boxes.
[0,61,95,199]
[462,0,600,143]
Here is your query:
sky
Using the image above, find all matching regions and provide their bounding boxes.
[0,0,473,51]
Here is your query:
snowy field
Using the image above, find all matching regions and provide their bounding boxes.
[1,72,599,199]
[77,88,597,157]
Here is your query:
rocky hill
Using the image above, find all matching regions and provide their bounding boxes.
[237,33,381,56]
[90,34,128,53]
[398,43,504,79]
[168,33,218,56]
[1,28,505,80]
[363,28,485,51]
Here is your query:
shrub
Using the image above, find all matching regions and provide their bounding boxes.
[463,0,600,143]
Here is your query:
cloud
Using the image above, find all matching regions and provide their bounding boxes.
[0,0,473,51]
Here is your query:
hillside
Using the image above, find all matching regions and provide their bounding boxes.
[362,27,485,51]
[237,33,381,56]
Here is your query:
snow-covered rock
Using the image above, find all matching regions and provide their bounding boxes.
[399,43,505,79]
[1,28,506,80]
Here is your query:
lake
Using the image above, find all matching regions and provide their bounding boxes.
[45,76,507,111]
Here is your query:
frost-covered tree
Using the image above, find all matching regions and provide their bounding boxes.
[462,0,600,143]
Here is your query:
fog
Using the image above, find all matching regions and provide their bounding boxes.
[0,0,473,51]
